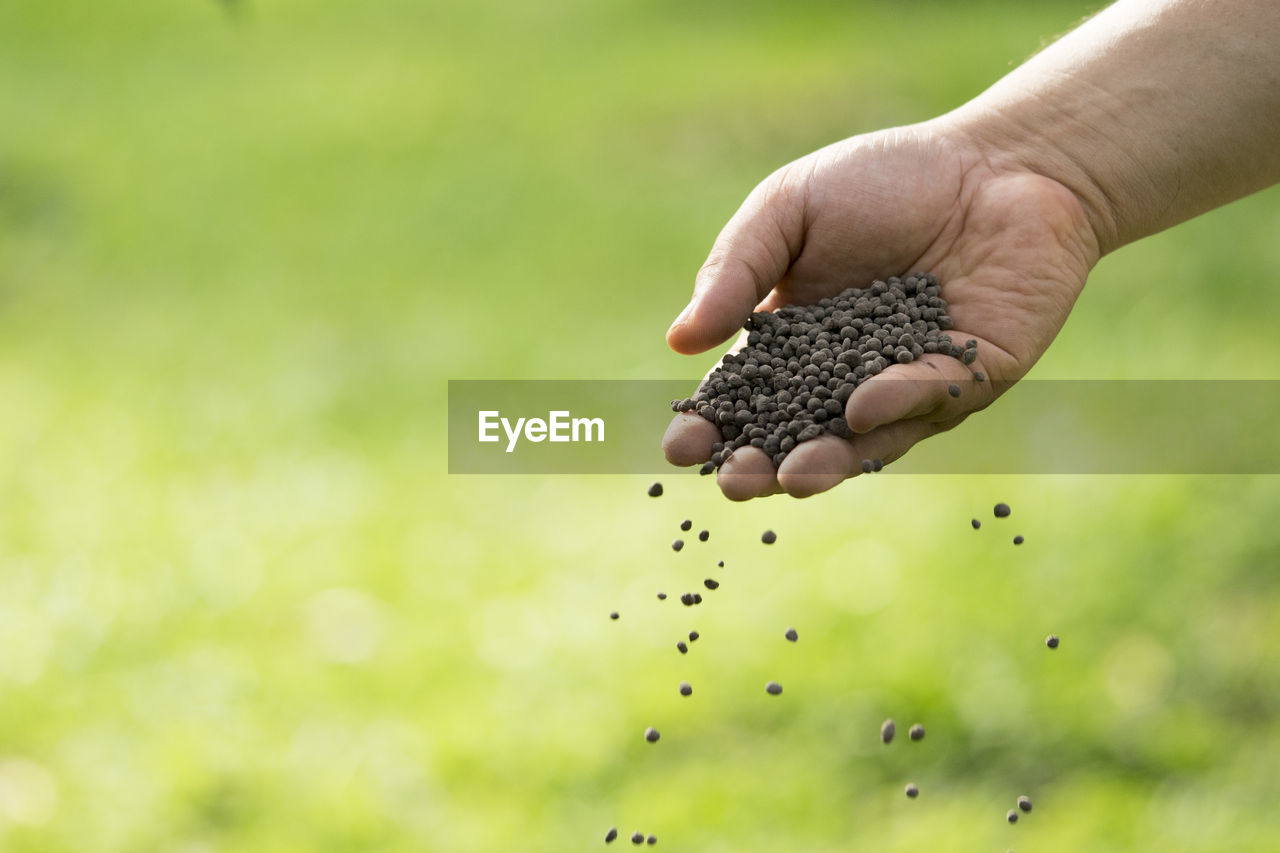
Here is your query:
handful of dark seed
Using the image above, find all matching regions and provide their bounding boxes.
[670,273,975,471]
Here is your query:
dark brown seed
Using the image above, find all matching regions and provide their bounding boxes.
[657,592,667,600]
[644,727,660,743]
[948,383,961,398]
[610,611,619,620]
[1046,634,1060,649]
[677,641,688,654]
[680,593,695,606]
[909,724,925,741]
[971,518,981,529]
[762,530,777,544]
[717,560,724,568]
[1006,810,1018,824]
[973,371,986,382]
[994,502,1011,518]
[1013,535,1024,545]
[679,681,692,696]
[872,458,883,472]
[606,826,618,843]
[861,459,873,473]
[962,348,977,365]
[1017,795,1032,812]
[692,593,702,604]
[881,719,896,744]
[784,627,798,642]
[699,461,715,476]
[688,631,699,642]
[672,540,684,552]
[647,483,663,497]
[698,530,709,542]
[765,681,783,695]
[646,836,656,846]
[632,830,645,844]
[905,783,919,798]
[680,520,692,531]
[704,578,719,590]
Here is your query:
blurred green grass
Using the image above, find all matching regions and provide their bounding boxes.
[2,0,1280,850]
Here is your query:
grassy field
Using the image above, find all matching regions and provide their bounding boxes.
[3,0,1280,850]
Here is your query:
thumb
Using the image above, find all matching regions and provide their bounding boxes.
[667,170,805,354]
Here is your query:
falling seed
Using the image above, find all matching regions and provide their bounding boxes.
[971,518,981,530]
[679,681,692,696]
[677,641,688,654]
[861,459,873,474]
[948,383,961,398]
[1046,634,1060,649]
[680,593,695,606]
[881,719,896,744]
[680,520,692,531]
[644,727,660,743]
[905,783,919,798]
[606,826,618,843]
[704,578,719,590]
[698,461,715,476]
[717,560,724,568]
[698,530,709,542]
[762,530,777,544]
[1006,810,1018,824]
[1017,795,1032,812]
[1013,535,1024,545]
[785,627,798,642]
[657,592,667,600]
[610,611,619,620]
[646,836,656,846]
[909,724,925,741]
[631,831,645,844]
[648,482,663,497]
[765,681,783,695]
[692,593,702,604]
[688,631,699,642]
[672,539,684,552]
[994,502,1011,518]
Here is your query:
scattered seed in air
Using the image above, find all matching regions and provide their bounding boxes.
[672,539,684,552]
[761,530,777,544]
[698,530,709,542]
[1017,795,1032,812]
[905,783,919,799]
[688,631,699,642]
[677,641,688,654]
[971,518,981,529]
[606,826,618,843]
[648,482,663,498]
[994,502,1011,518]
[657,592,667,600]
[680,520,692,532]
[881,719,896,744]
[717,560,724,568]
[646,836,656,846]
[1046,634,1060,649]
[644,727,660,743]
[948,383,961,398]
[631,831,645,844]
[704,578,719,590]
[692,593,702,604]
[679,681,692,697]
[1013,535,1024,545]
[1006,810,1019,824]
[909,724,925,741]
[610,611,619,620]
[680,593,695,606]
[765,681,783,696]
[785,627,798,642]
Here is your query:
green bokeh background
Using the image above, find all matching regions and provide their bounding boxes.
[3,1,1280,850]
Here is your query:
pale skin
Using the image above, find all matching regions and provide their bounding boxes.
[662,0,1280,500]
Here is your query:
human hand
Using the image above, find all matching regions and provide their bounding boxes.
[662,119,1101,499]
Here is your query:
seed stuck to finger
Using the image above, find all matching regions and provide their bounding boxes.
[948,383,962,398]
[861,459,874,474]
[872,458,884,472]
[909,724,925,741]
[647,483,663,497]
[881,719,896,744]
[973,371,986,382]
[644,727,660,743]
[761,530,777,544]
[699,461,715,476]
[765,681,783,695]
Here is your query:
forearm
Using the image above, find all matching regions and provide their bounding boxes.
[943,0,1280,256]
